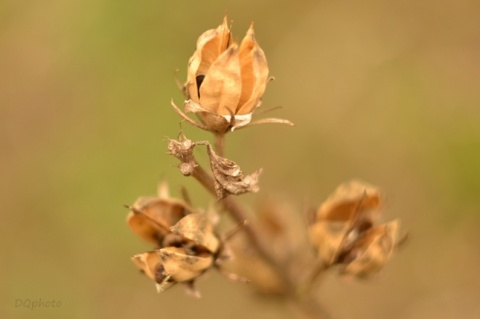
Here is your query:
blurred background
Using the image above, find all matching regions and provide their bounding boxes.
[2,0,480,318]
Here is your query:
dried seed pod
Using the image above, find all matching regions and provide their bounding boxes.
[309,220,349,264]
[339,219,401,278]
[129,195,224,296]
[131,250,162,281]
[309,180,382,264]
[317,180,381,223]
[127,196,193,246]
[182,17,269,133]
[131,247,213,293]
[170,213,220,253]
[159,247,214,282]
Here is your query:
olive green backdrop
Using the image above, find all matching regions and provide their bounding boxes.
[2,0,480,318]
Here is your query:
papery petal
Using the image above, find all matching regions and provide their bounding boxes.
[186,17,231,102]
[197,16,231,76]
[236,23,269,115]
[199,44,242,115]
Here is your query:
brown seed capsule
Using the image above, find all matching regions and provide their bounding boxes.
[127,196,193,246]
[309,180,382,264]
[183,16,269,132]
[170,213,220,253]
[130,206,222,295]
[158,246,214,282]
[339,219,401,278]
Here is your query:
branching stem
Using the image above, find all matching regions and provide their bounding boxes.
[190,162,331,319]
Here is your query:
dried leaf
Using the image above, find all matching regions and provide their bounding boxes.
[205,143,262,199]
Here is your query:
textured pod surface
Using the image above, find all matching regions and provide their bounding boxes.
[127,197,192,245]
[170,213,220,253]
[159,247,214,282]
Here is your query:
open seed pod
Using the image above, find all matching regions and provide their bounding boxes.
[131,247,213,294]
[309,180,382,264]
[130,204,223,296]
[339,219,401,278]
[159,247,214,282]
[127,196,193,246]
[170,213,220,254]
[183,16,269,132]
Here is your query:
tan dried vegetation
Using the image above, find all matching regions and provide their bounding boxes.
[125,16,405,319]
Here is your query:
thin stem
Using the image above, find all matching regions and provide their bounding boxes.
[191,165,215,193]
[214,133,225,157]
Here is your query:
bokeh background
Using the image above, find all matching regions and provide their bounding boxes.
[2,0,480,318]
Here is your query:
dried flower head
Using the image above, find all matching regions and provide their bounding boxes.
[173,16,292,133]
[309,180,381,264]
[126,183,193,246]
[309,180,404,278]
[126,184,224,296]
[129,211,220,297]
[339,219,401,278]
[184,16,267,132]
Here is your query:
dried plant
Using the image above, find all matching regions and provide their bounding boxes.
[126,16,405,319]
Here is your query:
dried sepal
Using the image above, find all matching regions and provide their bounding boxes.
[204,142,262,199]
[171,99,210,131]
[235,117,294,131]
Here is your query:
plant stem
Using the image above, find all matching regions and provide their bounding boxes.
[190,163,331,319]
[214,133,225,157]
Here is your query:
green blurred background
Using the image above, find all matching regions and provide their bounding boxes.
[2,0,480,318]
